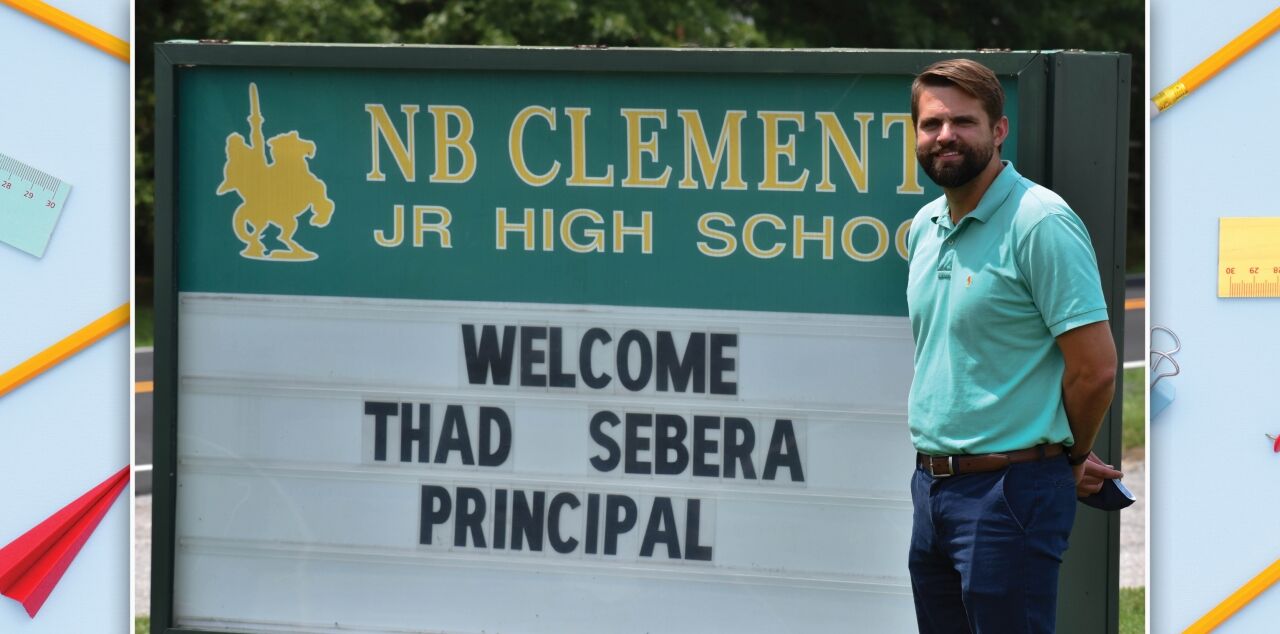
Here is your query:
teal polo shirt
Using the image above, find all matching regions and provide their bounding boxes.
[905,162,1109,456]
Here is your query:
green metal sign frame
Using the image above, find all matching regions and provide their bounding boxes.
[152,42,1128,634]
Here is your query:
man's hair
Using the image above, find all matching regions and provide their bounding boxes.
[910,58,1004,126]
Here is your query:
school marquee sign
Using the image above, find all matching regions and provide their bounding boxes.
[153,44,1129,634]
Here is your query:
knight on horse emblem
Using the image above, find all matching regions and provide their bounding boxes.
[217,83,334,261]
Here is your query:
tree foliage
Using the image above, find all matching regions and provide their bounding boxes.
[406,0,767,47]
[755,0,1140,51]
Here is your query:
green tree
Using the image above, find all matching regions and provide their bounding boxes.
[405,0,766,46]
[755,0,1140,51]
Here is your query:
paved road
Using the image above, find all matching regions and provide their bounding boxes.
[1119,456,1145,588]
[131,276,1147,495]
[136,348,153,494]
[136,494,151,615]
[1124,276,1145,365]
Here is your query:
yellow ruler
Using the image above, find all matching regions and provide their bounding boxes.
[1218,218,1280,298]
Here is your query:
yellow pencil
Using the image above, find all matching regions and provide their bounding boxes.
[0,0,129,62]
[1152,7,1280,117]
[1183,557,1280,633]
[0,302,129,399]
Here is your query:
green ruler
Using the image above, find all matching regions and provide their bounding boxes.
[0,152,72,257]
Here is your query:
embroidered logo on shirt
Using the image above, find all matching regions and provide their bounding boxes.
[966,275,973,287]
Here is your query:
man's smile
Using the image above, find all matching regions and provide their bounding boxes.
[931,144,964,160]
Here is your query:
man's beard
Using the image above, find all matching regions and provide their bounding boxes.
[917,139,993,188]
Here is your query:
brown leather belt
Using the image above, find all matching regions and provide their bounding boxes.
[916,443,1065,478]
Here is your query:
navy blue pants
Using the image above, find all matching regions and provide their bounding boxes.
[908,456,1077,633]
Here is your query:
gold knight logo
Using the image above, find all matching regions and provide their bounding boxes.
[217,83,334,261]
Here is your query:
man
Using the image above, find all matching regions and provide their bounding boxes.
[904,58,1121,633]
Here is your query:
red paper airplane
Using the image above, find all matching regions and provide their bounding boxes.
[0,466,130,617]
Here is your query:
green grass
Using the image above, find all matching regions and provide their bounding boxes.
[1121,367,1145,454]
[136,276,154,347]
[135,616,150,634]
[135,302,154,348]
[1120,587,1145,634]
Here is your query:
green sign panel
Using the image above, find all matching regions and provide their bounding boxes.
[177,66,1018,315]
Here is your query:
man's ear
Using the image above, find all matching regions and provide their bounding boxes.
[993,115,1010,148]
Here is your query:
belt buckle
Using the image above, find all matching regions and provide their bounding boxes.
[928,455,957,478]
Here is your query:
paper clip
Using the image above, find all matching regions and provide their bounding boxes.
[1151,326,1180,420]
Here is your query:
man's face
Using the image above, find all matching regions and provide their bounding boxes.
[914,85,1008,188]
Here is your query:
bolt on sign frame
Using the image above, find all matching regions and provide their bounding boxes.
[152,43,1129,634]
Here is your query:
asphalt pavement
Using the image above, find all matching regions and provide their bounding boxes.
[135,347,152,494]
[1123,275,1144,364]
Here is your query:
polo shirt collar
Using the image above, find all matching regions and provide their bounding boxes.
[930,161,1020,229]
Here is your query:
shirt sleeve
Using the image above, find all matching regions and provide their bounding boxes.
[1016,211,1110,337]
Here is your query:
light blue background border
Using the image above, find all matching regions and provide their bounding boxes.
[0,0,130,632]
[1151,1,1280,631]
